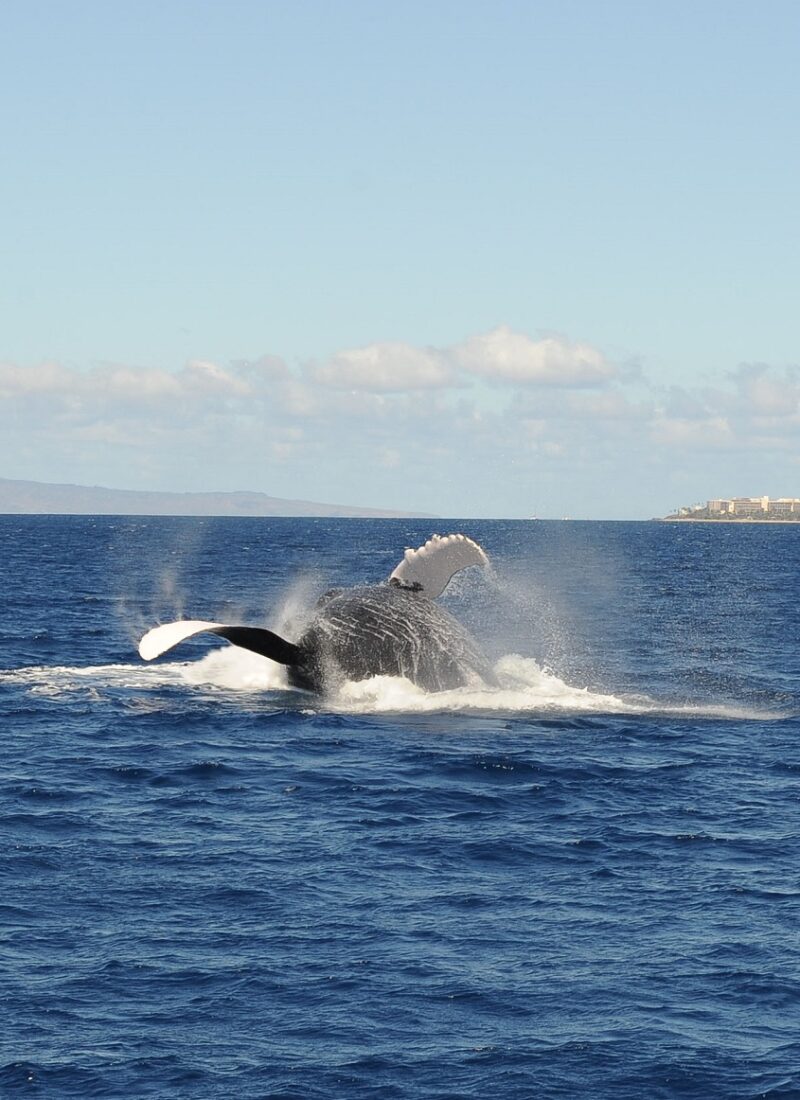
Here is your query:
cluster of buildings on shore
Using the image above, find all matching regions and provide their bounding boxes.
[668,496,800,520]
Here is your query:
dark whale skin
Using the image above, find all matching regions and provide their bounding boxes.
[289,584,496,693]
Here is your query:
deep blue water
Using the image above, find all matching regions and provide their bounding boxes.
[1,516,798,1099]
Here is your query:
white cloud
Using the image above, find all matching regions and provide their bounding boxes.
[650,416,736,449]
[380,448,402,468]
[732,364,800,417]
[269,440,297,461]
[659,385,715,420]
[183,359,251,396]
[310,341,453,392]
[541,440,567,458]
[647,368,800,454]
[451,325,616,387]
[234,355,291,383]
[0,361,78,397]
[566,390,653,420]
[0,361,209,406]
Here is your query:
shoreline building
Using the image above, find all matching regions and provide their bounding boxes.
[708,497,800,517]
[674,497,800,518]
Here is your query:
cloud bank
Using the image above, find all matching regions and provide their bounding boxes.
[309,326,618,392]
[1,329,797,517]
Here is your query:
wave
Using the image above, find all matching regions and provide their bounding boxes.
[1,650,784,721]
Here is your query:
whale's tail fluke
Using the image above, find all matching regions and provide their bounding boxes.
[388,533,490,598]
[139,619,301,666]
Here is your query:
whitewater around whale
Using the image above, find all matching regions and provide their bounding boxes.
[138,534,497,695]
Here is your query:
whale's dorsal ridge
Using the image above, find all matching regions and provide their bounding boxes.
[388,533,490,598]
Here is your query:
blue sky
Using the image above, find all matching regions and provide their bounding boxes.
[2,0,798,517]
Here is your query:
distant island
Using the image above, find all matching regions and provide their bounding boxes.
[0,478,433,519]
[663,496,800,522]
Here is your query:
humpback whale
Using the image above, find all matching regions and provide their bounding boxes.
[138,534,496,694]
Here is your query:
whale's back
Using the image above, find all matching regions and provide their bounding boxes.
[295,584,494,693]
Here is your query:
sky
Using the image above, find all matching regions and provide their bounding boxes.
[1,0,799,518]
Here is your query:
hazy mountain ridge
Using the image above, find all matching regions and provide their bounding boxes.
[0,479,431,518]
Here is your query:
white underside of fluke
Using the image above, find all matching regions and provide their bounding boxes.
[138,619,226,661]
[389,533,490,597]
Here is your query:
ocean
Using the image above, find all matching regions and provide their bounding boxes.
[1,516,798,1099]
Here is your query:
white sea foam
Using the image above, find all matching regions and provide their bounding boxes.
[332,655,634,714]
[0,661,187,696]
[178,649,636,713]
[181,647,288,691]
[331,659,786,719]
[0,649,283,696]
[1,649,784,720]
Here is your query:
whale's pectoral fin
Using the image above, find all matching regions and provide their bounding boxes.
[138,619,302,666]
[388,533,491,598]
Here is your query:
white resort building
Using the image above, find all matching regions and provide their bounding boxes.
[673,497,800,519]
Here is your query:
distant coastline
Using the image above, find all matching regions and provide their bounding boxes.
[0,478,434,519]
[661,516,800,524]
[663,495,800,523]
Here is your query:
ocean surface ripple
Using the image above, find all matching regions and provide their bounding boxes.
[1,517,798,1098]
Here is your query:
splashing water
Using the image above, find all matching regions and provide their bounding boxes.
[333,655,631,714]
[0,648,781,720]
